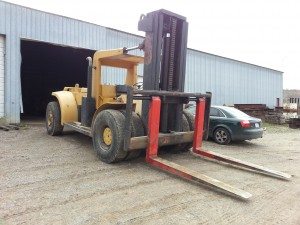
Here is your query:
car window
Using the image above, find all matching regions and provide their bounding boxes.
[210,107,225,117]
[222,107,251,118]
[217,109,225,117]
[210,108,218,116]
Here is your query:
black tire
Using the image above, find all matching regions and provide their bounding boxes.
[180,114,193,152]
[213,127,231,145]
[183,109,195,131]
[124,112,145,160]
[166,115,191,153]
[45,101,63,136]
[92,109,127,163]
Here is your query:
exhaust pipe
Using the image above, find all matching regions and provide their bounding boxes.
[81,56,95,127]
[86,57,93,99]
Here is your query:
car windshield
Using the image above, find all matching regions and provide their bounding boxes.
[221,107,251,118]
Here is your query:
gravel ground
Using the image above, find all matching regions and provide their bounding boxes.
[0,122,299,225]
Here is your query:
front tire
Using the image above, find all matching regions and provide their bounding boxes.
[92,109,127,163]
[124,112,145,160]
[167,115,191,153]
[46,101,63,136]
[213,127,231,145]
[183,109,194,131]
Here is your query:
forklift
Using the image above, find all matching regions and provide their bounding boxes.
[46,9,291,199]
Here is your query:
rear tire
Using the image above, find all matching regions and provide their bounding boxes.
[92,109,127,163]
[45,101,63,136]
[213,127,231,145]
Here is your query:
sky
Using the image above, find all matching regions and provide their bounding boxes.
[5,0,300,89]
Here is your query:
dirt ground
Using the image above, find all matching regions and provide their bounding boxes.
[0,122,299,225]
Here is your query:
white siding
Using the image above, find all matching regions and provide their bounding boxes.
[185,50,283,108]
[0,35,4,117]
[0,1,283,122]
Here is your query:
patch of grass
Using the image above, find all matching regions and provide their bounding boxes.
[262,122,297,133]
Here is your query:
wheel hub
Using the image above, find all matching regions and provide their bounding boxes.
[216,130,227,143]
[103,127,112,146]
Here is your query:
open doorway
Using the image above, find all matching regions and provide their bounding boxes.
[20,40,95,119]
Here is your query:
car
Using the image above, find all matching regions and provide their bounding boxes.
[185,105,263,145]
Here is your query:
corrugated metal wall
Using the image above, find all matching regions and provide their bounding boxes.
[0,1,283,123]
[0,1,107,122]
[103,29,143,85]
[0,35,4,117]
[185,50,283,107]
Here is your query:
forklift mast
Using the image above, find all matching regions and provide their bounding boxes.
[138,9,189,132]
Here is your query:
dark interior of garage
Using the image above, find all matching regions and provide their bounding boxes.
[21,40,95,118]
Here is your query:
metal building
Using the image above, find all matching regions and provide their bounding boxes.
[0,1,283,123]
[185,50,283,108]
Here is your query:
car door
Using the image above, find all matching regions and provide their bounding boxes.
[209,108,219,135]
[209,107,228,137]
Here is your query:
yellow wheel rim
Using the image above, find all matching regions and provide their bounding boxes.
[103,127,112,146]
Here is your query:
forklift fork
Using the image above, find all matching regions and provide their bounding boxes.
[145,96,291,200]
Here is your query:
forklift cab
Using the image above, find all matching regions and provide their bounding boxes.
[90,49,144,109]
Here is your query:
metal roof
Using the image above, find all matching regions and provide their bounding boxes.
[1,0,283,73]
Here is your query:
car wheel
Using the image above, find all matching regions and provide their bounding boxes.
[213,127,231,145]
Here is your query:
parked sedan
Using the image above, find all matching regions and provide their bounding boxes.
[186,105,263,145]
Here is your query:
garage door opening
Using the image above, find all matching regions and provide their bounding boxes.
[21,40,95,119]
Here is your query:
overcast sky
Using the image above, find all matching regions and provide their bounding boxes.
[6,0,300,89]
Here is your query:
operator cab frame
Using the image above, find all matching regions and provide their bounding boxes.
[91,49,144,108]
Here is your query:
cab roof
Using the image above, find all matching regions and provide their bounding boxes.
[93,48,144,68]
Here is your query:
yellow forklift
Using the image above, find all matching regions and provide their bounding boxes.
[46,47,146,161]
[46,9,290,199]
